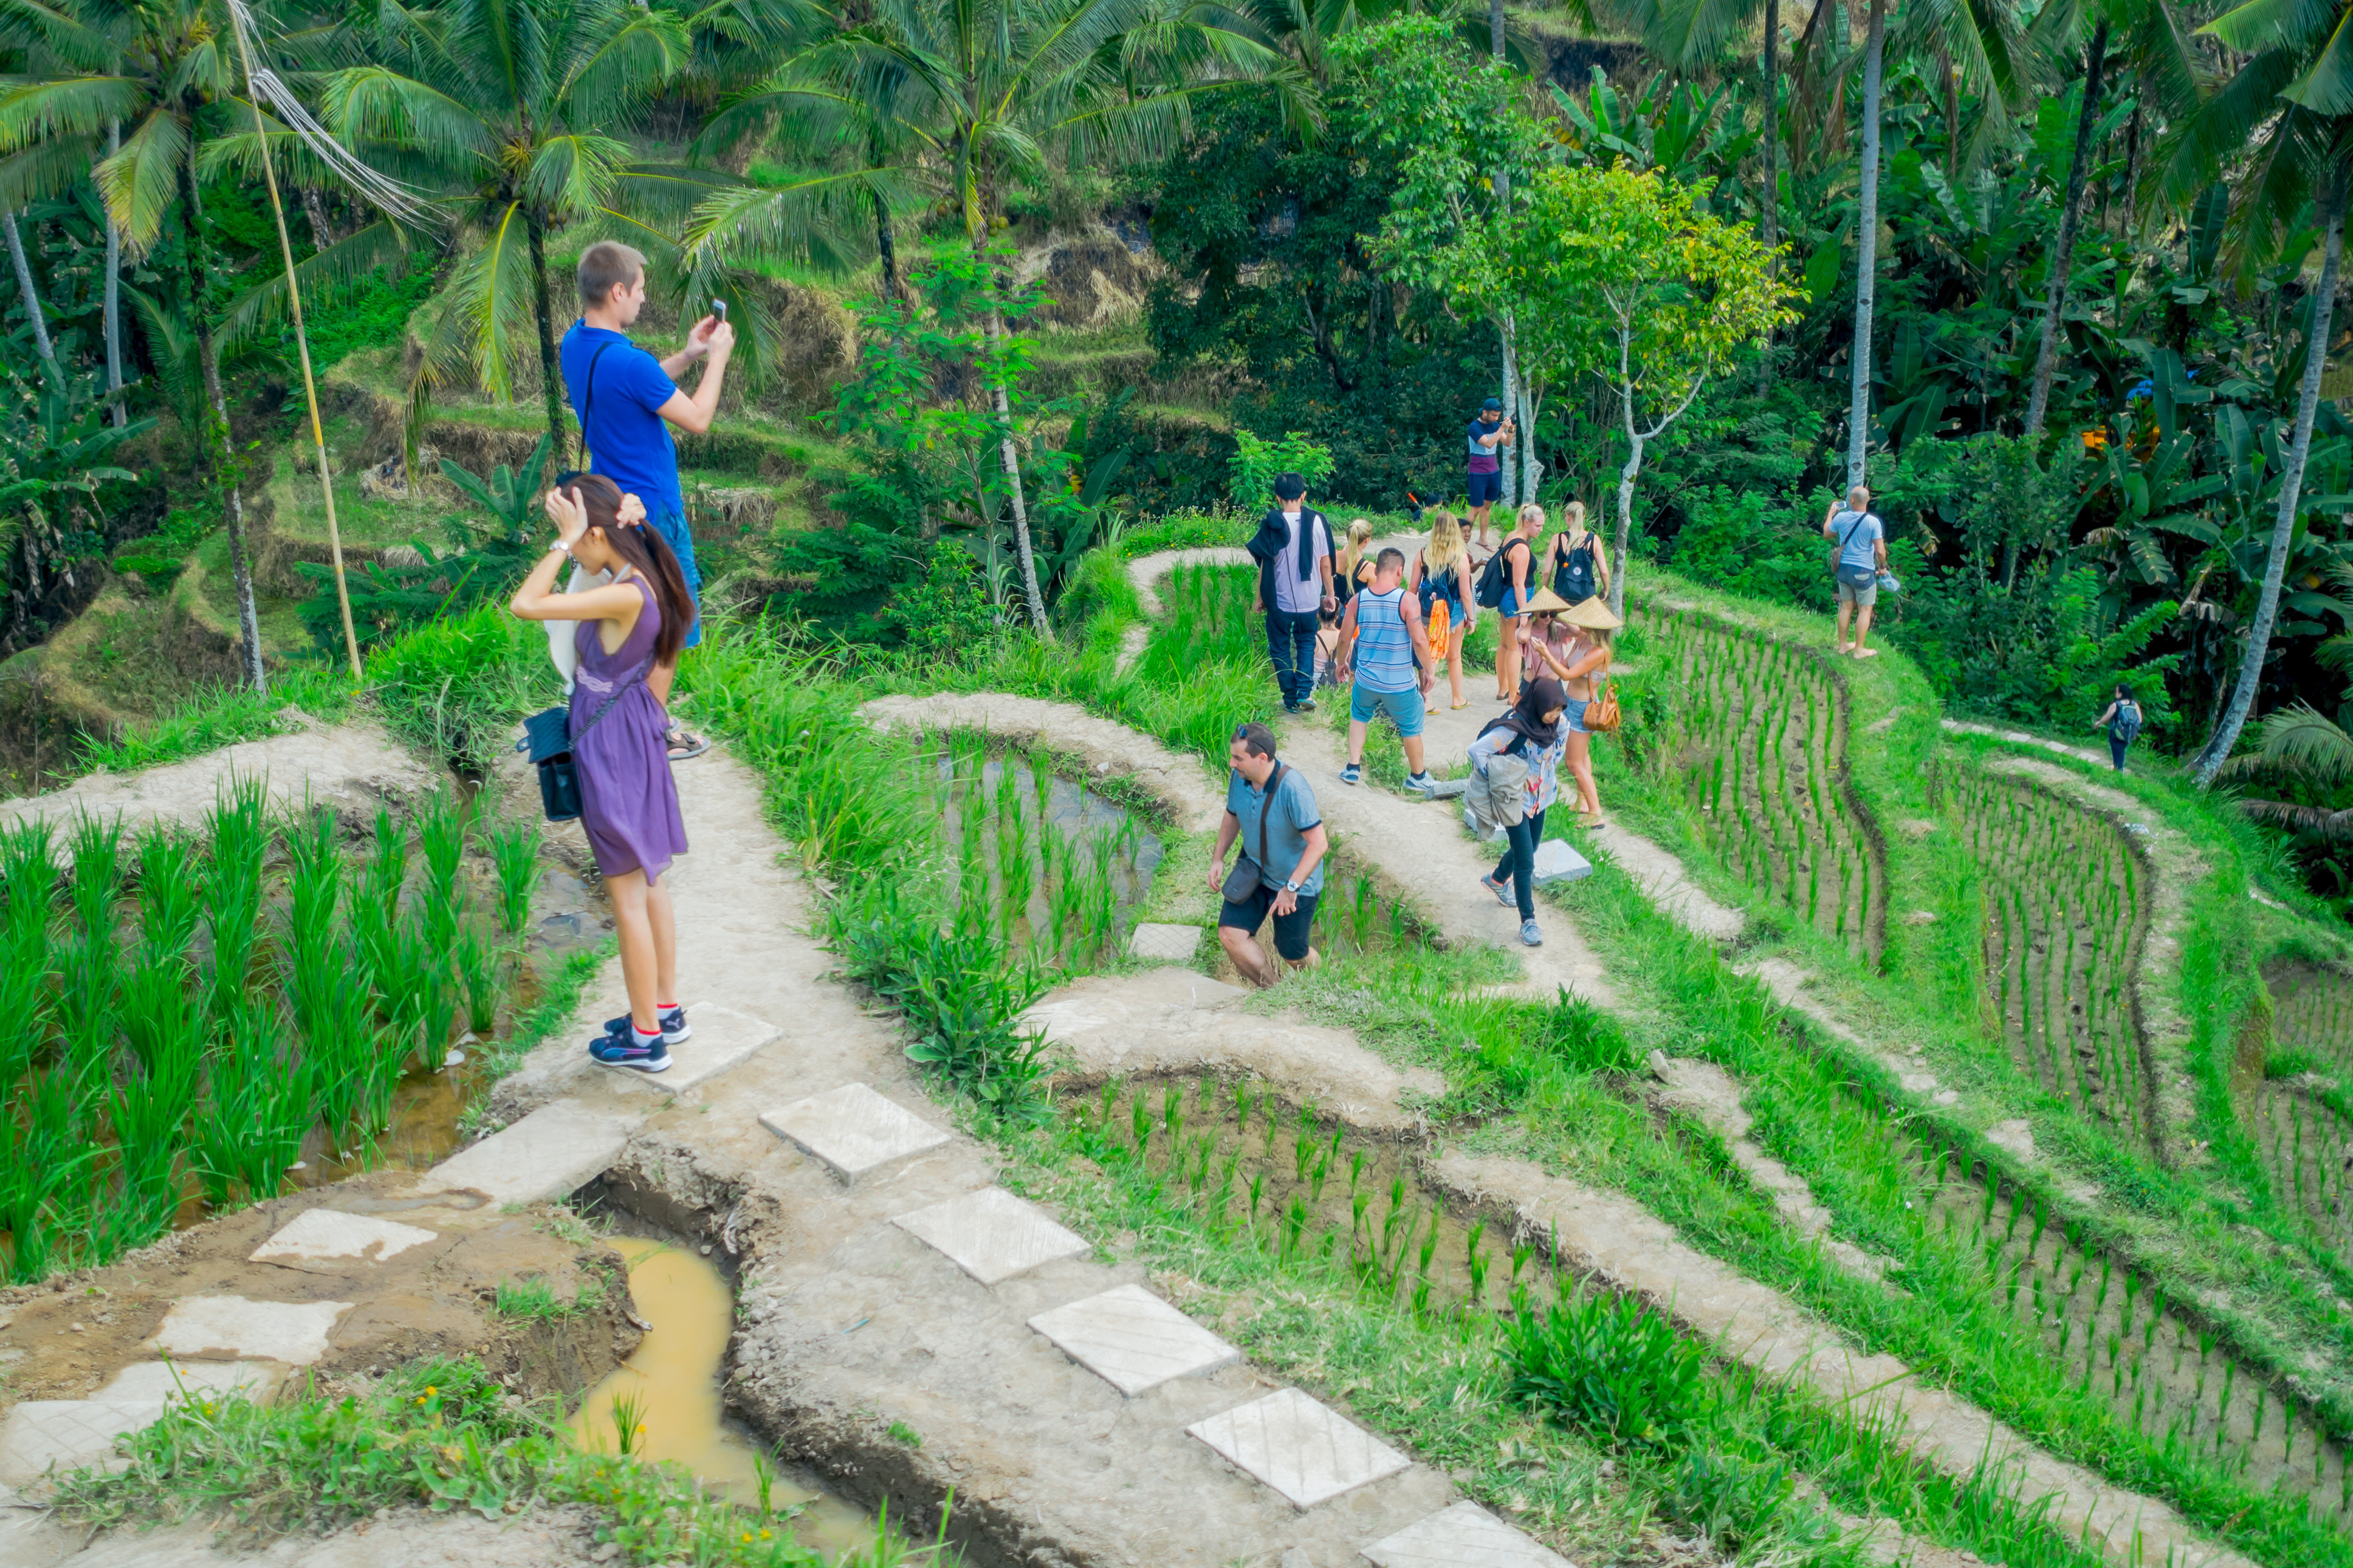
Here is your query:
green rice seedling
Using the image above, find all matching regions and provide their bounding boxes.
[1129,1087,1151,1154]
[414,928,461,1073]
[1502,1284,1714,1453]
[457,928,501,1036]
[134,831,201,963]
[1248,1168,1265,1221]
[1466,1223,1492,1308]
[66,810,122,939]
[611,1389,647,1456]
[0,1070,86,1281]
[486,816,541,942]
[362,806,408,919]
[0,819,54,934]
[204,778,271,1022]
[55,926,119,1108]
[1098,1078,1118,1128]
[1163,1083,1184,1145]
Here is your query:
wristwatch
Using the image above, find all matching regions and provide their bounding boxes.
[549,539,573,558]
[1282,879,1300,892]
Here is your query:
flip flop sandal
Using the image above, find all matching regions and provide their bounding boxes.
[665,728,712,762]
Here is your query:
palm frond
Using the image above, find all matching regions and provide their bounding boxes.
[97,104,186,254]
[218,219,415,351]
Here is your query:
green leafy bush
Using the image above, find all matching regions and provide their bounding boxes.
[1229,430,1336,511]
[1502,1286,1714,1453]
[366,602,552,770]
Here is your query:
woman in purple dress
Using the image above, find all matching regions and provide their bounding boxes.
[510,473,695,1072]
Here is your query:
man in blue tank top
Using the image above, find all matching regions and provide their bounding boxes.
[1333,547,1438,794]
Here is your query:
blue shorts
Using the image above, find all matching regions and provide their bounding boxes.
[1500,586,1528,617]
[1350,683,1426,738]
[1562,700,1590,734]
[1467,470,1503,507]
[645,508,703,651]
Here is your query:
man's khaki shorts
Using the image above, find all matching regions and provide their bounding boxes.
[1838,577,1878,608]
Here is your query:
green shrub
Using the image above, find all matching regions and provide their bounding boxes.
[1052,547,1144,642]
[366,603,553,770]
[1229,430,1336,511]
[1502,1286,1714,1453]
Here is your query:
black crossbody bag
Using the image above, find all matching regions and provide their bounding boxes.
[1222,762,1288,903]
[518,655,653,823]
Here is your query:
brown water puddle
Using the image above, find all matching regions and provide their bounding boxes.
[570,1236,881,1558]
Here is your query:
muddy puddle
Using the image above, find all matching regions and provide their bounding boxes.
[571,1235,901,1559]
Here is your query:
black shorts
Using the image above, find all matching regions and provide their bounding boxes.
[1466,470,1503,507]
[1219,884,1320,962]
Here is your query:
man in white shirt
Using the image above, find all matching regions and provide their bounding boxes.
[1246,472,1338,713]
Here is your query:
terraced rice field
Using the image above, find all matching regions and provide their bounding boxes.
[1640,611,1883,962]
[1940,769,2154,1148]
[1903,1133,2352,1518]
[2255,964,2353,1256]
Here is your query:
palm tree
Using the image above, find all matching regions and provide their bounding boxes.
[321,0,692,460]
[0,0,275,690]
[687,0,1295,637]
[2165,0,2353,786]
[2019,0,2200,443]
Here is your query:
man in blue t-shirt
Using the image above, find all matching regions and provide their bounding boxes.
[560,241,736,756]
[1819,484,1888,659]
[1465,396,1513,549]
[1211,724,1328,987]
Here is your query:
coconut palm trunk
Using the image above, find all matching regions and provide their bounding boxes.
[2196,183,2344,787]
[4,210,53,367]
[526,210,565,473]
[104,123,124,427]
[965,205,1049,637]
[1846,0,1885,488]
[2022,18,2110,442]
[175,159,266,694]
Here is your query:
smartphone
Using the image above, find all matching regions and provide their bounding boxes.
[710,298,727,321]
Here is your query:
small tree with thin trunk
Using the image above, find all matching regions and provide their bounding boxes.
[1508,166,1796,616]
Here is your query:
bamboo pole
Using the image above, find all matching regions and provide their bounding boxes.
[228,13,362,682]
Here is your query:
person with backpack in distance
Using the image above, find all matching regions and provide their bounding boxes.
[1821,485,1888,658]
[1466,397,1513,549]
[1477,504,1544,704]
[1407,508,1477,711]
[2093,684,2143,772]
[1211,724,1329,987]
[1470,676,1570,948]
[1246,473,1337,714]
[1335,549,1440,792]
[510,474,695,1073]
[1544,500,1609,607]
[561,241,733,760]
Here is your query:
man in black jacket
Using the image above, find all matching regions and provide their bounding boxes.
[1246,473,1337,713]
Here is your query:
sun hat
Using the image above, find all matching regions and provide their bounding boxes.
[1559,597,1625,630]
[1522,586,1574,615]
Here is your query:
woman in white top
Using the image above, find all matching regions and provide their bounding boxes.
[1406,508,1477,712]
[1520,597,1619,826]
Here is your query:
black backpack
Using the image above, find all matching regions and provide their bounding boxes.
[1474,539,1522,609]
[1554,535,1597,602]
[2111,701,2143,745]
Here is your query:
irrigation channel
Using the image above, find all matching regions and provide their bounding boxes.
[571,1232,884,1557]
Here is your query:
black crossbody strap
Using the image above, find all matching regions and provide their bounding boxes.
[579,340,617,466]
[570,656,654,744]
[1257,762,1283,872]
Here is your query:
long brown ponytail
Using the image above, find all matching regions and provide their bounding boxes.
[563,473,697,663]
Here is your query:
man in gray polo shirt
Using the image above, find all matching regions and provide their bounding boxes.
[1210,723,1328,986]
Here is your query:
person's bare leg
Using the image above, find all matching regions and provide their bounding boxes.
[1403,733,1426,776]
[1568,733,1601,817]
[1835,600,1853,653]
[650,660,676,707]
[1347,717,1370,766]
[646,874,678,1005]
[1853,602,1877,655]
[1497,617,1520,699]
[606,870,659,1032]
[1285,947,1321,979]
[1218,924,1277,988]
[1449,638,1466,707]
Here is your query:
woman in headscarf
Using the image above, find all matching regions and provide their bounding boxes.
[1468,676,1568,947]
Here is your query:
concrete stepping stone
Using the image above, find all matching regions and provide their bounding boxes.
[94,1360,284,1403]
[1187,1386,1411,1509]
[1128,922,1203,962]
[1361,1501,1574,1566]
[1026,1282,1240,1396]
[622,1002,782,1094]
[761,1083,949,1180]
[891,1186,1089,1284]
[150,1296,351,1366]
[250,1208,438,1265]
[0,1400,162,1487]
[428,1098,640,1205]
[1531,840,1592,884]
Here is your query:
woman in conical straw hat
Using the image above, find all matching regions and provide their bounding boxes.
[1525,593,1621,827]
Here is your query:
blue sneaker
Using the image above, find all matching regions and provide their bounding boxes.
[605,1005,692,1046]
[589,1021,670,1073]
[1481,872,1514,906]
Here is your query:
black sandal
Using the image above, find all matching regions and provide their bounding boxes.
[665,726,712,762]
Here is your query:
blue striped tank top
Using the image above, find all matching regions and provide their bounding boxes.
[1353,585,1415,693]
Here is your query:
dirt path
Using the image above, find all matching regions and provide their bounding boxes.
[0,714,437,844]
[1432,1151,2253,1568]
[1941,719,2121,772]
[2,1499,610,1567]
[479,748,1497,1567]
